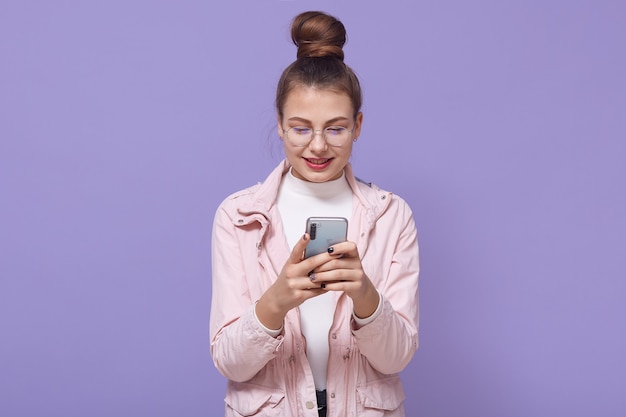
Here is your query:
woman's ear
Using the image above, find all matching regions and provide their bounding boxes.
[277,115,284,139]
[353,112,363,139]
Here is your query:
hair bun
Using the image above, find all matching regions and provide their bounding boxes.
[291,11,346,61]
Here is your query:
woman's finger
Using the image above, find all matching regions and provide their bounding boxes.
[287,233,310,264]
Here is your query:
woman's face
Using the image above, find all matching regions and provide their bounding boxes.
[278,86,362,183]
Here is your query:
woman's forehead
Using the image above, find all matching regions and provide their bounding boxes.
[282,86,354,118]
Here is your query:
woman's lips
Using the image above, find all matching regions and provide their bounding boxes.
[304,157,333,170]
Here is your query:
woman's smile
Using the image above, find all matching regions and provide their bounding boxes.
[303,157,334,170]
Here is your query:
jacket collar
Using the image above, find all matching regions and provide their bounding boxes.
[235,159,391,224]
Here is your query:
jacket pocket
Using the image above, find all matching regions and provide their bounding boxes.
[356,375,405,416]
[225,381,285,417]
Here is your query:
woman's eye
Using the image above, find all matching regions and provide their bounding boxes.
[325,127,345,136]
[292,127,311,135]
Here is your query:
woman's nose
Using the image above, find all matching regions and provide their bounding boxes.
[308,130,328,152]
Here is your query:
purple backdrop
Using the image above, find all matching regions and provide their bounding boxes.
[1,1,625,416]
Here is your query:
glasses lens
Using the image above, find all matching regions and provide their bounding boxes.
[287,127,312,146]
[324,127,350,146]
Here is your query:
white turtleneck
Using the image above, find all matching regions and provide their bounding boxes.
[276,168,352,390]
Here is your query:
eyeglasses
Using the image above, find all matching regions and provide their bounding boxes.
[282,126,354,147]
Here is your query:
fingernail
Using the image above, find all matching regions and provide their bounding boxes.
[309,273,316,281]
[327,247,334,254]
[303,234,307,241]
[321,283,326,289]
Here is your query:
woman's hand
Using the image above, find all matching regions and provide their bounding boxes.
[308,241,380,319]
[255,234,328,330]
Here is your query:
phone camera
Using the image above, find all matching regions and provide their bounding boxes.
[310,223,317,240]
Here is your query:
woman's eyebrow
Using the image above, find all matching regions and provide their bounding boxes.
[286,116,350,124]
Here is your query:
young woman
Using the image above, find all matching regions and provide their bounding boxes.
[210,11,419,417]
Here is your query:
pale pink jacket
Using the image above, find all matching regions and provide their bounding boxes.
[210,160,419,417]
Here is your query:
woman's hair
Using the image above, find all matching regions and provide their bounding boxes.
[276,11,363,120]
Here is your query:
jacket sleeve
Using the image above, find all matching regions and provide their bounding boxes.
[209,202,282,382]
[352,198,419,374]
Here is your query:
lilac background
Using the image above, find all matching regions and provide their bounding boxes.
[1,1,624,416]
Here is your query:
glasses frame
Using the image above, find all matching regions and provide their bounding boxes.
[282,125,355,147]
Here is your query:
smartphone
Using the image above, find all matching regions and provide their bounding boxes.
[304,217,348,259]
